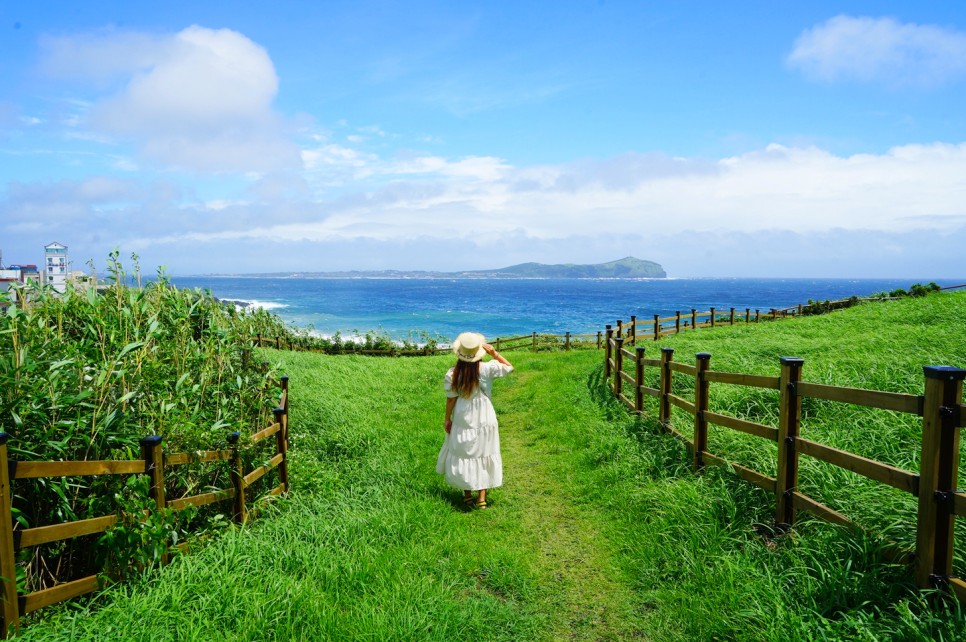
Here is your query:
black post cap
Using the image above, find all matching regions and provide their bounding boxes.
[923,366,966,381]
[227,432,241,445]
[0,432,9,445]
[780,357,805,366]
[139,435,163,446]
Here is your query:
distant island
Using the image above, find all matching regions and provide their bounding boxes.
[217,257,666,279]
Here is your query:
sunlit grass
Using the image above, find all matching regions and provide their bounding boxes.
[18,291,966,641]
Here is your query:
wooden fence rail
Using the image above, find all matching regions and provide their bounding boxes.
[606,286,966,346]
[607,302,838,345]
[0,379,291,638]
[253,330,604,355]
[604,336,966,603]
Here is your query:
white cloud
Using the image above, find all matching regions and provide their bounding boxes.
[124,141,966,248]
[787,15,966,87]
[40,26,300,172]
[5,141,966,277]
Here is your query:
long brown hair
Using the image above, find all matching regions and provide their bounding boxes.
[451,359,481,398]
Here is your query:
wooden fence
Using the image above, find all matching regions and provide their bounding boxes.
[603,330,966,603]
[609,286,966,345]
[607,300,856,345]
[492,331,602,353]
[253,331,602,356]
[0,378,291,638]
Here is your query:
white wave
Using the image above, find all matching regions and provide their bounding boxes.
[226,298,289,311]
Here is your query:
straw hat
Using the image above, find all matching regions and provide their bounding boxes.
[452,332,486,362]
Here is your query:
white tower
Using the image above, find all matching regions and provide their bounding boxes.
[44,242,69,293]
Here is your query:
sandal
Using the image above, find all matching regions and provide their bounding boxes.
[475,500,487,510]
[463,495,475,510]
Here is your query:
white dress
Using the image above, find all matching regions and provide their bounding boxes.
[436,360,513,491]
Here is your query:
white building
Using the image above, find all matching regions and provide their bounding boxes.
[44,242,69,293]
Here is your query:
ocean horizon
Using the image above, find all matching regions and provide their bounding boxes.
[169,276,965,342]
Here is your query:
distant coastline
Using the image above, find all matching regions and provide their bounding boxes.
[195,256,667,280]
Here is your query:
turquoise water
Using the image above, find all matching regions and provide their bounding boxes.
[170,276,963,341]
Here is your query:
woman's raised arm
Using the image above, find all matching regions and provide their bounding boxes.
[483,343,512,368]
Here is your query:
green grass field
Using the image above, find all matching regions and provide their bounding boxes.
[17,291,966,641]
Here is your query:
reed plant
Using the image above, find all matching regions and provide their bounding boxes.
[0,253,282,593]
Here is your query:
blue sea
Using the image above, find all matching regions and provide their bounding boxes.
[169,276,965,342]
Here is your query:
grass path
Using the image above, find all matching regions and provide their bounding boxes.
[489,368,648,640]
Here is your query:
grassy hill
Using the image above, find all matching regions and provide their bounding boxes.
[17,290,966,641]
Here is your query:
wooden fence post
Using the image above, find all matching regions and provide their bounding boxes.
[139,436,166,511]
[755,310,760,323]
[659,348,674,428]
[653,314,660,341]
[916,366,966,590]
[635,347,646,413]
[275,336,280,349]
[629,315,636,345]
[596,331,602,350]
[273,408,290,494]
[496,338,502,352]
[0,433,19,638]
[710,307,716,329]
[139,435,167,565]
[565,332,571,351]
[694,353,711,471]
[675,311,681,334]
[280,375,290,447]
[776,357,804,529]
[691,308,697,329]
[616,320,623,339]
[604,326,613,378]
[614,338,624,398]
[532,332,537,352]
[729,308,735,325]
[228,432,247,524]
[745,308,751,324]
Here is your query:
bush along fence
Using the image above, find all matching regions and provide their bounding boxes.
[0,378,291,638]
[251,331,604,356]
[603,328,966,604]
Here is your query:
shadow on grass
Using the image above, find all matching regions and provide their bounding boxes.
[428,485,480,513]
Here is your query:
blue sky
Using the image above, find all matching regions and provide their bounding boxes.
[2,1,965,277]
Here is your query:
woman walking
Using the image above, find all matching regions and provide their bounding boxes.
[437,332,513,510]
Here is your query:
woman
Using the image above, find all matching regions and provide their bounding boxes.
[436,332,513,510]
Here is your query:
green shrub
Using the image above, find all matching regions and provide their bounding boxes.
[1,253,282,593]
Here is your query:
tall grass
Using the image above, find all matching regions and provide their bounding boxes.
[0,253,282,593]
